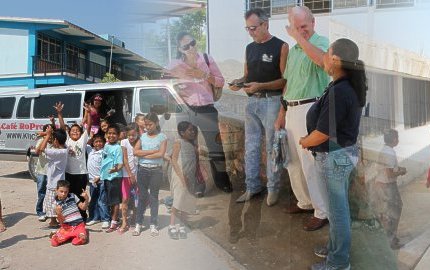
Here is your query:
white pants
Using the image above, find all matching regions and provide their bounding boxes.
[285,102,328,219]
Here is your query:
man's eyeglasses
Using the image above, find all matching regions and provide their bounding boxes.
[180,39,196,51]
[245,22,263,32]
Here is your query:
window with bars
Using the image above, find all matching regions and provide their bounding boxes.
[272,0,299,15]
[303,0,331,13]
[37,34,62,63]
[333,0,368,9]
[247,0,271,17]
[376,0,414,8]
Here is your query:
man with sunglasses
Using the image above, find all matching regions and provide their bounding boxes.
[229,8,288,207]
[274,6,330,232]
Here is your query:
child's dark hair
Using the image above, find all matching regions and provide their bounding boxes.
[92,134,106,144]
[69,123,83,135]
[107,124,120,135]
[56,179,70,189]
[100,118,110,125]
[53,129,67,145]
[177,121,192,136]
[383,129,398,145]
[43,124,55,132]
[145,112,161,133]
[126,123,138,132]
[116,123,127,133]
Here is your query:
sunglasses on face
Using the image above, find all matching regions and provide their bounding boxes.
[245,22,263,32]
[180,39,196,51]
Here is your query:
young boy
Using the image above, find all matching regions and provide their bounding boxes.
[86,134,110,229]
[51,180,89,247]
[101,124,123,233]
[34,122,56,222]
[373,129,406,249]
[40,126,68,228]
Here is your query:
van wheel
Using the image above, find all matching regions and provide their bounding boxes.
[28,154,38,182]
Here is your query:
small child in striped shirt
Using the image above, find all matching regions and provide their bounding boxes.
[50,180,89,247]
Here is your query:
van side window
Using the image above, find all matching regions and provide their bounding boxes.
[17,97,32,119]
[139,88,180,114]
[33,93,81,118]
[0,97,15,119]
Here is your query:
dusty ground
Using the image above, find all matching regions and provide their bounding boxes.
[1,160,430,270]
[0,161,243,270]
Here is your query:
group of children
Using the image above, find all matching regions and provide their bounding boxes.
[34,96,200,247]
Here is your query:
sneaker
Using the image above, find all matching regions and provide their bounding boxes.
[101,221,110,229]
[266,191,279,206]
[86,220,100,226]
[132,224,142,236]
[314,245,328,258]
[38,215,47,222]
[168,226,179,240]
[179,226,187,239]
[150,225,159,237]
[236,188,265,203]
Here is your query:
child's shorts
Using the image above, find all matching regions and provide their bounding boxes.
[122,177,133,200]
[43,189,57,218]
[104,177,122,206]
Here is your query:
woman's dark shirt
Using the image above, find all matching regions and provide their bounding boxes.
[306,77,362,152]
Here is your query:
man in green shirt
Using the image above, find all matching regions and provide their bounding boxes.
[274,6,330,231]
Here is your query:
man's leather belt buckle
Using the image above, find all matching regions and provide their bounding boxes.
[286,97,318,107]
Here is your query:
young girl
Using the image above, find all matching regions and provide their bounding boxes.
[134,114,146,136]
[168,121,198,239]
[133,113,167,236]
[118,124,139,234]
[82,94,107,136]
[55,102,91,222]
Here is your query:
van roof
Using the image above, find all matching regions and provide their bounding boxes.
[0,80,183,96]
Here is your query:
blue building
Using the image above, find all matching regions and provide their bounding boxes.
[0,16,162,91]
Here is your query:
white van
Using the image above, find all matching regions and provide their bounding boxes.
[0,80,226,180]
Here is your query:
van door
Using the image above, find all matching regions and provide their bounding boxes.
[135,87,189,151]
[0,96,18,153]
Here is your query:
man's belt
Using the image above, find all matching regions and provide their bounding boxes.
[286,97,318,107]
[250,91,282,98]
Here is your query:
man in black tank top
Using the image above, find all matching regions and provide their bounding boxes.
[229,8,289,207]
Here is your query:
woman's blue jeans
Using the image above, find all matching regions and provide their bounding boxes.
[315,145,358,269]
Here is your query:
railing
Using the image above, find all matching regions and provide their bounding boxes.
[32,53,141,82]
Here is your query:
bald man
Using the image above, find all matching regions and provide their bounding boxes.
[274,6,330,231]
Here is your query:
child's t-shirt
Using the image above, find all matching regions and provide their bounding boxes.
[375,144,398,184]
[138,133,167,166]
[45,148,68,190]
[121,139,137,177]
[55,193,83,226]
[66,130,89,174]
[35,138,51,176]
[101,143,123,181]
[87,148,103,182]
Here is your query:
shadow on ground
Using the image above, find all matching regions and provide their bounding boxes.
[3,212,35,227]
[1,170,33,180]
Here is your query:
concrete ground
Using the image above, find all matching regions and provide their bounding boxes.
[0,161,243,270]
[1,160,430,270]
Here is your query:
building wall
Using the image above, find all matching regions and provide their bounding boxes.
[0,28,29,76]
[89,51,107,67]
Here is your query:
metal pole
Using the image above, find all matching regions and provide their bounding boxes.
[109,35,114,74]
